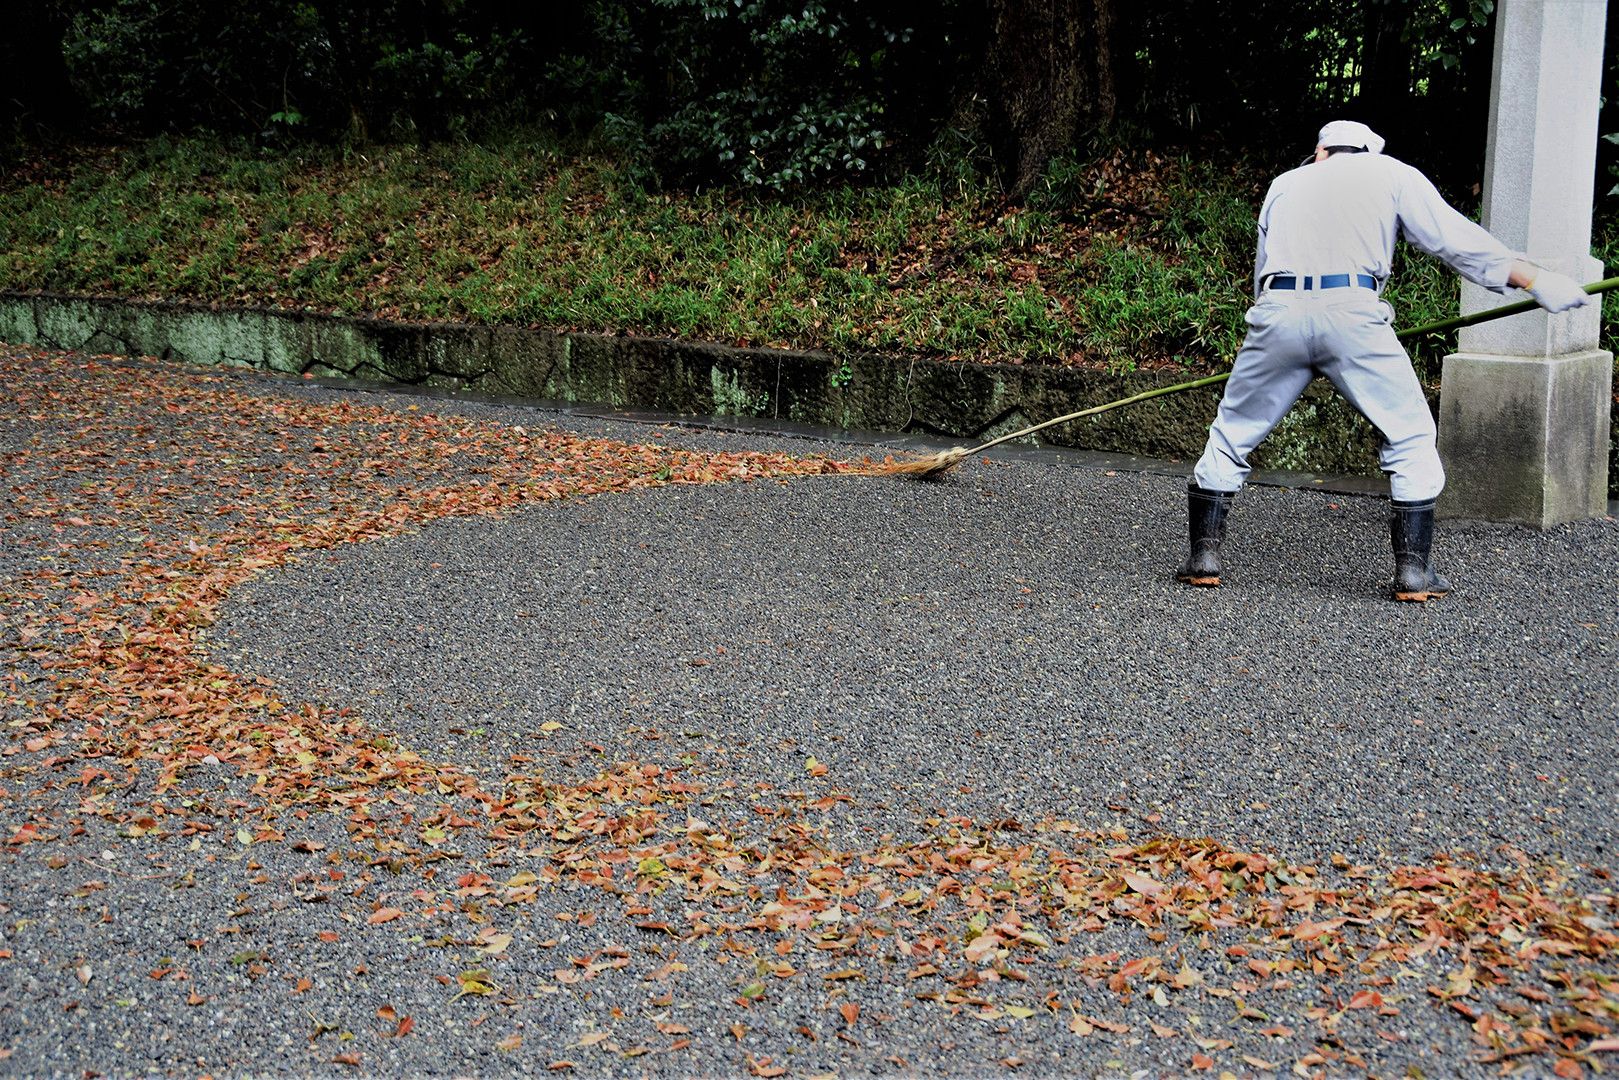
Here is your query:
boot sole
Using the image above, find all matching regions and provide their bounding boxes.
[1177,575,1220,587]
[1393,589,1448,602]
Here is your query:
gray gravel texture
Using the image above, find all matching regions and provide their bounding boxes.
[1,353,1616,1080]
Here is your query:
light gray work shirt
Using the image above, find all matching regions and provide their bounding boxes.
[1253,152,1522,299]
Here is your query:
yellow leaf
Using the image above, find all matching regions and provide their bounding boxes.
[1006,1006,1037,1019]
[540,721,564,732]
[480,933,513,956]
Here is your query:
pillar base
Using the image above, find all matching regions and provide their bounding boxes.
[1437,349,1612,528]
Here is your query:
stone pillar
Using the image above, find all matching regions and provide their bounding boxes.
[1437,0,1611,528]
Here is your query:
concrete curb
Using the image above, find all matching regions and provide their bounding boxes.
[4,289,1611,493]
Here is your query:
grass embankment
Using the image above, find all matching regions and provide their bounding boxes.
[2,136,1613,380]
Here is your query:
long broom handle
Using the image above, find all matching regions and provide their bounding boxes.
[962,276,1619,459]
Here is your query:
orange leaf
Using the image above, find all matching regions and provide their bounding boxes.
[1190,1054,1214,1070]
[318,931,340,943]
[547,1062,576,1071]
[1348,990,1382,1010]
[396,1015,414,1037]
[332,1052,361,1067]
[368,907,403,924]
[293,977,313,994]
[1121,871,1164,896]
[497,1034,522,1051]
[840,1002,859,1026]
[1554,1059,1583,1079]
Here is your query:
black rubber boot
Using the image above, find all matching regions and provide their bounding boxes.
[1390,498,1452,602]
[1176,485,1236,587]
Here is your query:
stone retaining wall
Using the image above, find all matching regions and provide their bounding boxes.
[7,289,1608,491]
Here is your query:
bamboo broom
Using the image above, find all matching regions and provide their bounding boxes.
[878,276,1619,480]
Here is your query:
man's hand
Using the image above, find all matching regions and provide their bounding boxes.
[1524,268,1594,313]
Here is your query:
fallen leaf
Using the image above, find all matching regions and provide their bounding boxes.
[497,1034,522,1051]
[367,907,403,924]
[1121,871,1164,896]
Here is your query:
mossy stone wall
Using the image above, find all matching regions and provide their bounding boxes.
[2,290,1523,486]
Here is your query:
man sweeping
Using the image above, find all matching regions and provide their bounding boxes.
[1177,119,1594,601]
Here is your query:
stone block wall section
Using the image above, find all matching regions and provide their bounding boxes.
[8,289,1611,491]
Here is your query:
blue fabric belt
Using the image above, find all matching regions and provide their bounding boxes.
[1268,273,1377,291]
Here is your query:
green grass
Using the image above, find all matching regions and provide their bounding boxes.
[2,134,1615,380]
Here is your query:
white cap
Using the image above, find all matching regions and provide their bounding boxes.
[1316,120,1385,154]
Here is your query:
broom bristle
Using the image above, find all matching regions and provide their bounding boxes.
[873,447,970,480]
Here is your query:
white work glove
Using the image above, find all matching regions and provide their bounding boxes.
[1525,269,1594,313]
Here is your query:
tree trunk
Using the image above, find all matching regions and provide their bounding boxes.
[1,0,85,137]
[310,0,372,142]
[1359,0,1414,146]
[978,0,1117,202]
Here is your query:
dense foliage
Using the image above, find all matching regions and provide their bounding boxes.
[11,0,1610,196]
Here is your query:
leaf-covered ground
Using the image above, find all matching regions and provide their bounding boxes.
[1,344,1617,1078]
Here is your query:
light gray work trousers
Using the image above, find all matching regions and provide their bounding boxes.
[1192,288,1443,502]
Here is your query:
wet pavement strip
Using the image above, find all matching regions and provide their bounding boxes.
[1,344,1617,1079]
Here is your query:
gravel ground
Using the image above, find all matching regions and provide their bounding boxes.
[2,354,1616,1080]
